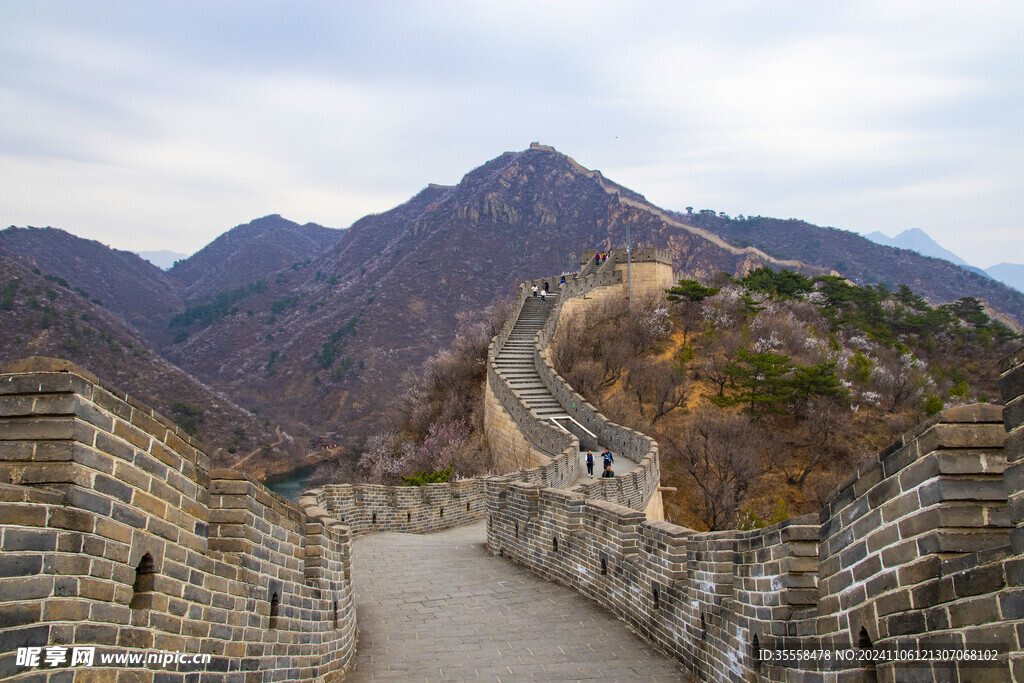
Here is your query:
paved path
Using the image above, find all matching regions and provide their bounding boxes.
[572,450,638,488]
[347,521,686,681]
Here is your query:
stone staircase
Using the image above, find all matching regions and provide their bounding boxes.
[493,293,570,423]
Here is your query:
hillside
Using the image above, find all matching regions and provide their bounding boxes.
[4,145,1023,482]
[169,214,343,302]
[550,269,1020,530]
[0,226,184,343]
[0,254,309,477]
[163,145,822,439]
[676,211,1024,324]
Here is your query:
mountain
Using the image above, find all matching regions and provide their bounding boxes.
[4,144,1023,476]
[987,263,1024,293]
[865,228,968,265]
[163,145,817,438]
[0,226,184,343]
[678,213,1024,324]
[137,250,189,269]
[169,214,343,302]
[0,253,308,477]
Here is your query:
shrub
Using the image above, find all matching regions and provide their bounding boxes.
[401,464,454,486]
[922,394,944,416]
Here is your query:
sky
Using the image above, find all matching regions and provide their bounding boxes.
[2,1,1022,267]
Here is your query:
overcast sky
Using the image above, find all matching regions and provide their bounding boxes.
[3,1,1022,267]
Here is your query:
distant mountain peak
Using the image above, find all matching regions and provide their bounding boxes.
[986,263,1024,294]
[865,228,969,266]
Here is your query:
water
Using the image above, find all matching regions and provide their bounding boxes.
[262,465,317,502]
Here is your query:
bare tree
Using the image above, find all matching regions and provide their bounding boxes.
[784,396,847,488]
[872,353,926,412]
[662,407,778,531]
[598,337,632,390]
[626,358,689,422]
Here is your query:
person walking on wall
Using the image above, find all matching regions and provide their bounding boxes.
[540,288,546,302]
[585,450,594,477]
[543,281,549,293]
[602,463,614,478]
[560,275,566,286]
[531,285,538,297]
[602,449,613,471]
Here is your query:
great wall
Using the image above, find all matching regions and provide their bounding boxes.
[1,251,1022,681]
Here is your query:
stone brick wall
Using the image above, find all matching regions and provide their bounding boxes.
[485,388,1024,681]
[483,380,550,471]
[0,357,354,681]
[315,255,671,540]
[483,254,670,516]
[303,479,487,536]
[1001,347,1024,555]
[305,439,583,538]
[4,272,1021,682]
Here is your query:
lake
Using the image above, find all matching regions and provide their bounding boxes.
[262,465,317,502]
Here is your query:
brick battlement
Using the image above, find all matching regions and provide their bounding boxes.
[0,357,354,680]
[485,388,1024,681]
[483,259,668,517]
[2,264,1024,681]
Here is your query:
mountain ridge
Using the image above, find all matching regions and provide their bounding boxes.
[4,144,1023,472]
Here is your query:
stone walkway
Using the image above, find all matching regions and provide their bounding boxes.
[572,449,637,488]
[347,521,687,681]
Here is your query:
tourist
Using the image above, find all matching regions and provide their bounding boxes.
[560,276,566,286]
[531,285,538,297]
[585,450,594,477]
[602,449,614,470]
[543,281,549,293]
[602,464,614,478]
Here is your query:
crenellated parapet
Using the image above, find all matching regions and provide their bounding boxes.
[0,357,355,681]
[2,268,1023,680]
[485,360,1024,681]
[484,256,668,516]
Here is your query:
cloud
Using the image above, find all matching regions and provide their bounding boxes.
[1,0,1021,266]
